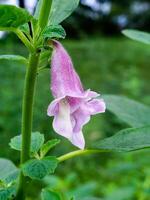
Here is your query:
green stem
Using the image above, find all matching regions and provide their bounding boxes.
[0,28,34,52]
[16,1,53,199]
[16,52,40,200]
[38,0,52,30]
[15,29,34,52]
[58,149,106,163]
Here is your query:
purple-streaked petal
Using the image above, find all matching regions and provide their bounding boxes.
[52,99,73,139]
[72,105,91,133]
[86,99,106,115]
[71,131,85,149]
[51,40,84,98]
[67,96,82,113]
[47,40,106,149]
[47,96,65,116]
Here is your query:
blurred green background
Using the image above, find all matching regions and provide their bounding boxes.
[0,0,150,199]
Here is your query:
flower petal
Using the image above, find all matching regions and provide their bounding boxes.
[86,90,100,99]
[47,96,65,116]
[51,40,84,98]
[72,105,91,133]
[71,131,85,149]
[52,99,73,139]
[86,99,106,115]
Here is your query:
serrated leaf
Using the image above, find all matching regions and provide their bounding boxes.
[10,132,45,154]
[41,188,61,200]
[122,29,150,45]
[0,5,32,30]
[42,25,66,39]
[0,186,16,200]
[92,126,150,152]
[0,159,18,184]
[0,55,27,64]
[40,139,60,157]
[103,95,150,127]
[49,0,79,25]
[22,157,58,180]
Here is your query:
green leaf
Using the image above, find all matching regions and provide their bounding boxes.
[103,95,150,127]
[122,29,150,45]
[41,188,61,200]
[38,50,51,70]
[49,0,80,25]
[22,157,58,180]
[34,0,43,19]
[0,5,32,30]
[40,139,60,157]
[19,23,30,35]
[0,186,16,200]
[93,126,150,152]
[10,132,45,154]
[0,159,18,184]
[42,25,66,39]
[0,55,27,64]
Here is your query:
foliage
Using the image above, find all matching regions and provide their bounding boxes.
[10,132,45,154]
[0,1,150,199]
[22,156,58,180]
[0,5,31,29]
[0,36,149,199]
[49,0,80,25]
[122,30,150,45]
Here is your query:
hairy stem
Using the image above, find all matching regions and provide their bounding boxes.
[58,149,107,163]
[16,52,40,200]
[16,1,53,199]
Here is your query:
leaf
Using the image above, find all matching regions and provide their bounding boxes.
[40,139,60,157]
[38,50,51,70]
[0,186,16,200]
[92,126,150,152]
[34,0,43,19]
[41,188,61,200]
[0,159,18,184]
[49,0,80,25]
[19,23,30,35]
[22,157,58,180]
[42,25,66,39]
[10,132,45,154]
[0,5,32,30]
[103,95,150,127]
[122,29,150,45]
[0,55,27,64]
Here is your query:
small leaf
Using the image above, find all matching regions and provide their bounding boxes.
[42,25,66,39]
[10,132,45,154]
[0,5,32,30]
[38,50,51,70]
[40,139,60,157]
[0,159,18,184]
[19,23,30,35]
[122,29,150,45]
[41,188,61,200]
[0,186,16,200]
[93,126,150,152]
[22,157,58,180]
[103,95,150,127]
[0,55,27,64]
[49,0,79,25]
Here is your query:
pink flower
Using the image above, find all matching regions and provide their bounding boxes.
[47,41,106,149]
